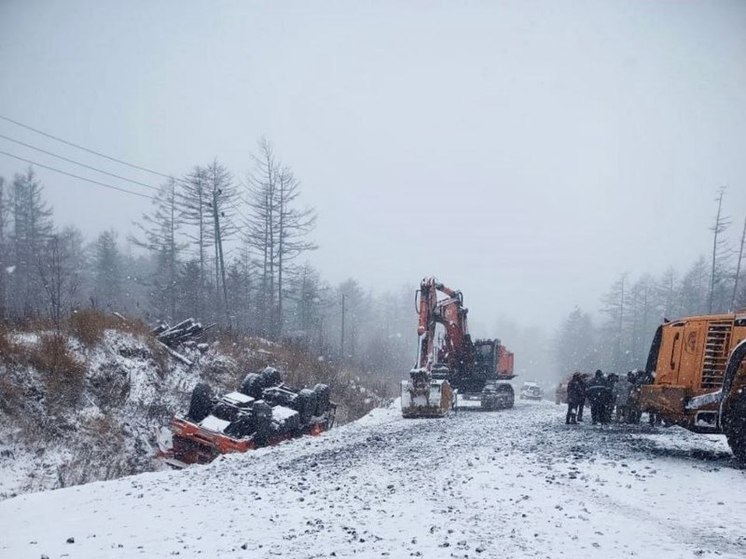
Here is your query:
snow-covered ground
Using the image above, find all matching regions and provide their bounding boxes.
[1,399,745,558]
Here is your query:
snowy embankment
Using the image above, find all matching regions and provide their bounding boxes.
[2,399,745,558]
[0,328,198,499]
[0,321,387,501]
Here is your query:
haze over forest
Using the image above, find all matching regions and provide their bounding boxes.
[1,1,745,383]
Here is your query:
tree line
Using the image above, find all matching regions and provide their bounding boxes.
[556,188,746,377]
[0,140,417,376]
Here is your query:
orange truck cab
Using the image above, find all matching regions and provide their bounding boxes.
[641,313,746,459]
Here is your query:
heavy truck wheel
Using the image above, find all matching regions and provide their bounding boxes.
[719,340,746,462]
[295,388,318,424]
[313,383,331,416]
[239,373,264,399]
[497,384,515,409]
[187,383,214,422]
[261,367,282,387]
[252,401,272,445]
[722,388,746,462]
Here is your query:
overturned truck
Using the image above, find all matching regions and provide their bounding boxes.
[640,313,746,461]
[164,367,336,467]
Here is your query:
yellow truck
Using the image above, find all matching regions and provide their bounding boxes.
[640,313,746,460]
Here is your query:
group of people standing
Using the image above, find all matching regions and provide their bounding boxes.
[565,370,650,425]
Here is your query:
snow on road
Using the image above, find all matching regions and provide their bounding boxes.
[2,399,745,559]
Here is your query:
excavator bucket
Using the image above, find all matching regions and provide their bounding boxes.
[401,369,454,418]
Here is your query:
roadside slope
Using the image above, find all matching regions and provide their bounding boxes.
[0,317,388,500]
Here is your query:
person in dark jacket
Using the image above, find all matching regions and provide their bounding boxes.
[565,372,586,424]
[602,373,618,424]
[626,370,645,424]
[577,373,589,422]
[586,369,608,425]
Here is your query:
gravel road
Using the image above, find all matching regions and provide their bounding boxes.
[2,398,745,559]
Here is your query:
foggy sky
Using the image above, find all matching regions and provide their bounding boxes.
[1,0,745,337]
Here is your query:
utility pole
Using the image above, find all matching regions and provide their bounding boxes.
[731,215,746,311]
[211,187,231,329]
[340,293,346,360]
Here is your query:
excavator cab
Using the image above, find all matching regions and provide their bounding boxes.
[474,340,495,372]
[453,339,515,410]
[451,339,497,393]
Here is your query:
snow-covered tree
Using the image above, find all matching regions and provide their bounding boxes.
[92,230,122,310]
[10,167,53,317]
[131,179,182,321]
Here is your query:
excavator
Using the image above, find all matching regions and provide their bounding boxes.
[401,277,515,417]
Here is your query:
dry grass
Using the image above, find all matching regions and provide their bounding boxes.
[67,310,167,373]
[29,333,86,408]
[0,323,28,363]
[0,373,22,415]
[68,309,113,347]
[69,310,149,347]
[0,323,11,356]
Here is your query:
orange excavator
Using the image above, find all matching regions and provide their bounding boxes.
[401,277,515,417]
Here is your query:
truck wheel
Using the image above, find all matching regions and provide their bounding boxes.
[500,385,515,409]
[187,383,213,422]
[261,367,282,388]
[252,402,272,445]
[294,389,317,424]
[239,373,264,399]
[723,389,746,462]
[313,383,330,416]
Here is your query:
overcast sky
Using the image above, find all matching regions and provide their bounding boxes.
[0,1,744,336]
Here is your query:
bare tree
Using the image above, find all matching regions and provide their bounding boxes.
[92,230,122,311]
[555,307,598,375]
[0,176,8,319]
[680,256,709,315]
[601,273,628,371]
[246,139,279,336]
[276,166,316,335]
[205,160,237,327]
[657,267,679,319]
[178,166,212,317]
[731,215,746,311]
[37,229,83,326]
[246,140,316,338]
[627,275,658,367]
[708,186,732,313]
[131,178,182,321]
[10,167,53,317]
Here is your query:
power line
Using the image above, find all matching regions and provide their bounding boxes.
[0,113,173,179]
[0,133,160,192]
[0,150,247,221]
[0,150,156,200]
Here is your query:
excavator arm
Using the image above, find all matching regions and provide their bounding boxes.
[415,277,475,373]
